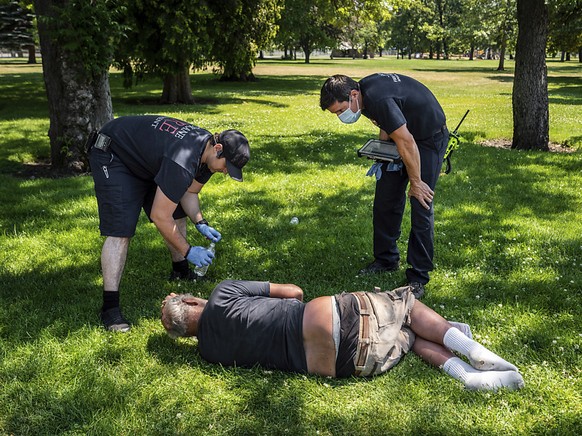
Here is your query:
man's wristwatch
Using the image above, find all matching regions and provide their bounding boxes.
[196,219,209,226]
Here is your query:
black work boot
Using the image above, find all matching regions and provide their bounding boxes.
[100,307,131,332]
[408,282,426,299]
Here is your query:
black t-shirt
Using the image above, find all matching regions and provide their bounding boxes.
[197,280,308,373]
[359,73,446,140]
[99,115,213,203]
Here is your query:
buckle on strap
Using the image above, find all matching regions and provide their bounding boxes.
[353,292,371,376]
[94,133,112,151]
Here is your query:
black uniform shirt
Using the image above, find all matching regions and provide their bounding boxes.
[197,280,308,373]
[100,115,213,203]
[359,73,446,140]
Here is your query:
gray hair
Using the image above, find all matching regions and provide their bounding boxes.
[163,294,194,339]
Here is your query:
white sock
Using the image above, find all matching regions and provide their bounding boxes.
[443,327,518,372]
[449,321,472,339]
[442,357,525,391]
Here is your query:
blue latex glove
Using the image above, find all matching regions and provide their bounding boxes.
[387,161,403,172]
[366,162,384,180]
[195,223,222,242]
[366,161,404,181]
[186,246,215,267]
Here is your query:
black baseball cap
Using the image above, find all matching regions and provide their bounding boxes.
[218,129,250,182]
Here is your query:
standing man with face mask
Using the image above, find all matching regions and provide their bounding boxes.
[88,115,250,332]
[320,74,448,298]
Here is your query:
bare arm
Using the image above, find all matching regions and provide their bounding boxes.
[150,187,190,257]
[269,283,303,301]
[384,124,434,210]
[179,180,205,224]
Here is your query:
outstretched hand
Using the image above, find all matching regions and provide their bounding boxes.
[195,223,222,243]
[408,181,434,210]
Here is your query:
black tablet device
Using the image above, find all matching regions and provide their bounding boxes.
[357,139,401,162]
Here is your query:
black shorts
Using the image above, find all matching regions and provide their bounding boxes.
[89,148,186,237]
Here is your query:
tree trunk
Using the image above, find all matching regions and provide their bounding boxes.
[301,41,311,64]
[26,45,36,64]
[497,37,507,70]
[34,0,113,173]
[161,67,194,104]
[512,0,549,151]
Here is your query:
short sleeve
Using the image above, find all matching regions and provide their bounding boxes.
[195,164,213,185]
[374,98,407,135]
[216,280,270,298]
[155,158,193,203]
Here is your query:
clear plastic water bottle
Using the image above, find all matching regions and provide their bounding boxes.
[194,242,215,277]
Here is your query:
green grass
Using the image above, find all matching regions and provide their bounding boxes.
[1,57,581,435]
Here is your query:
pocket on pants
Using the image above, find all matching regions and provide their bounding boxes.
[95,184,125,235]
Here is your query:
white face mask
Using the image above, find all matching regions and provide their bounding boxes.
[338,95,361,124]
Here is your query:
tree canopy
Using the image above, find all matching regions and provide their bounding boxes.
[208,0,282,80]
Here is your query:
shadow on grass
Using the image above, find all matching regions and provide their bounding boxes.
[109,72,327,101]
[1,130,580,337]
[144,333,447,435]
[0,168,580,434]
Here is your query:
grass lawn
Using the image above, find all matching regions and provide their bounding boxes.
[0,56,581,435]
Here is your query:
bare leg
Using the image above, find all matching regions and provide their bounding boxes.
[410,300,518,372]
[413,337,455,367]
[102,236,130,292]
[164,217,187,262]
[100,236,131,332]
[409,300,452,343]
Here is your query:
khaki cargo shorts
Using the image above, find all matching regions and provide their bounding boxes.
[352,286,416,377]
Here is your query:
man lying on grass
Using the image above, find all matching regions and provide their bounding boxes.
[161,280,524,391]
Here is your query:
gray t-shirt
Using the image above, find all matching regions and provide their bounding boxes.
[197,280,308,373]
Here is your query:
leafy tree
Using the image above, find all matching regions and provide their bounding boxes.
[341,0,391,59]
[497,0,516,69]
[455,0,490,60]
[481,0,517,70]
[33,0,124,172]
[512,0,548,151]
[0,0,36,63]
[209,0,281,79]
[276,0,342,63]
[388,0,431,58]
[547,0,582,61]
[114,0,213,104]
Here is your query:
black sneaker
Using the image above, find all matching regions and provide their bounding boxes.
[409,282,426,299]
[169,269,200,281]
[101,307,131,332]
[358,260,399,275]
